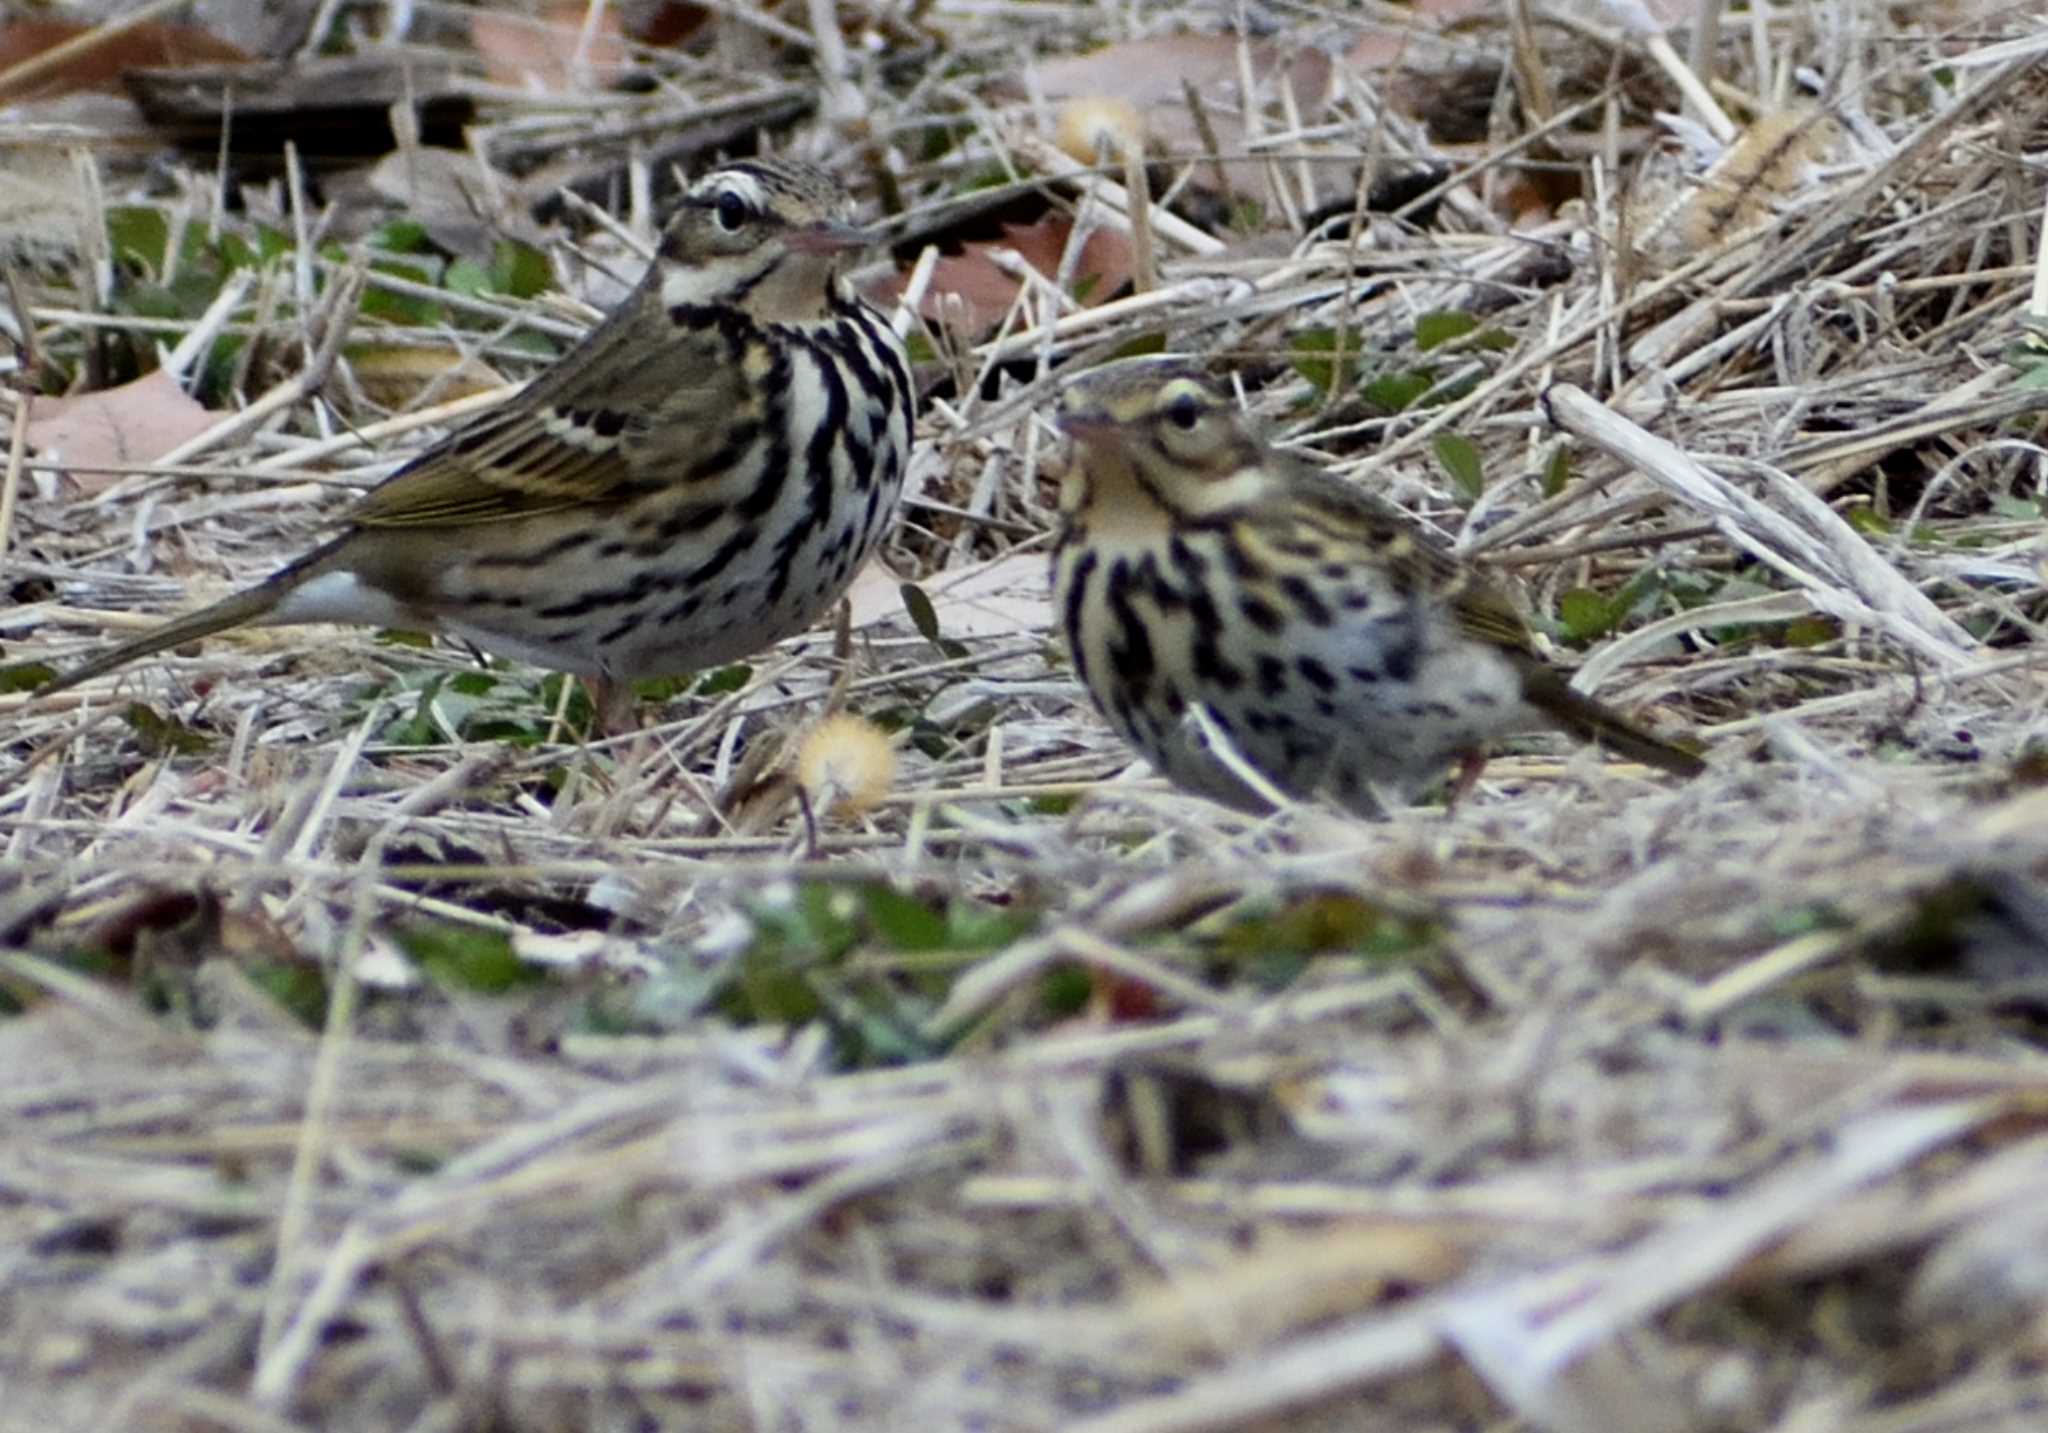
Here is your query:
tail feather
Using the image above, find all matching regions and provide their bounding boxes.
[1523,670,1706,779]
[36,540,343,698]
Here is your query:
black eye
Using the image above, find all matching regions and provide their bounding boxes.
[715,190,750,232]
[1166,393,1203,430]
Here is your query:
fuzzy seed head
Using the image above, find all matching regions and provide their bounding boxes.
[796,714,898,817]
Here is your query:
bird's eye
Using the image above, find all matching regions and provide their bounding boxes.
[714,189,750,232]
[1165,393,1203,431]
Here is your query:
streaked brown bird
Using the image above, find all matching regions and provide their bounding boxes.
[38,158,915,729]
[1051,362,1704,816]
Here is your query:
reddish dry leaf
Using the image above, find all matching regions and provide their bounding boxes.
[627,2,712,47]
[874,215,1134,337]
[27,368,221,494]
[471,4,631,93]
[0,20,247,99]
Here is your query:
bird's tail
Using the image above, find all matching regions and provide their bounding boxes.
[34,541,340,698]
[1523,670,1706,779]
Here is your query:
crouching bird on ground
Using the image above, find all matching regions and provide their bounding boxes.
[1050,361,1704,816]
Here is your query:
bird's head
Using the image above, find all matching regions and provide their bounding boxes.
[1057,362,1267,515]
[655,160,875,322]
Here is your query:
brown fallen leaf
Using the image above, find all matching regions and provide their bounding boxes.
[471,3,631,93]
[0,18,247,100]
[27,367,221,494]
[874,214,1134,337]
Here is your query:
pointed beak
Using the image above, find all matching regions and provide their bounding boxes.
[786,220,880,256]
[1056,402,1121,445]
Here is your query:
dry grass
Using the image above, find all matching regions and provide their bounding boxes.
[5,1,2048,1429]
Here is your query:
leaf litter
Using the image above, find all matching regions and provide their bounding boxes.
[3,2,2048,1430]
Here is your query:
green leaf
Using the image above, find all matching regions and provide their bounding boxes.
[120,282,193,321]
[497,330,560,361]
[245,963,330,1029]
[1782,617,1837,648]
[1039,964,1093,1016]
[1431,432,1485,501]
[1289,327,1362,394]
[1541,444,1572,497]
[490,239,552,299]
[370,219,431,254]
[360,262,444,325]
[694,663,752,696]
[947,902,1038,950]
[1413,310,1477,351]
[106,207,168,272]
[444,257,492,298]
[0,662,55,693]
[1360,369,1433,412]
[121,703,211,756]
[397,922,538,994]
[1217,893,1384,956]
[214,231,258,271]
[1557,588,1618,642]
[861,884,950,952]
[900,582,943,644]
[1843,505,1891,537]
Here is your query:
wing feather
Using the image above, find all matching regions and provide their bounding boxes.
[1277,455,1538,658]
[346,299,742,529]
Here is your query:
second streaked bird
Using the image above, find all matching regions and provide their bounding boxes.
[1051,362,1703,816]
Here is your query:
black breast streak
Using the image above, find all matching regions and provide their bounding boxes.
[1373,610,1424,684]
[538,522,754,624]
[1133,552,1185,616]
[1279,574,1333,628]
[837,293,915,437]
[655,592,703,629]
[1238,594,1284,633]
[471,527,594,571]
[767,335,850,606]
[667,302,756,349]
[1257,654,1287,698]
[1103,556,1156,699]
[1184,573,1244,693]
[638,502,727,554]
[1060,546,1098,692]
[732,341,792,517]
[688,415,765,487]
[1167,536,1208,581]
